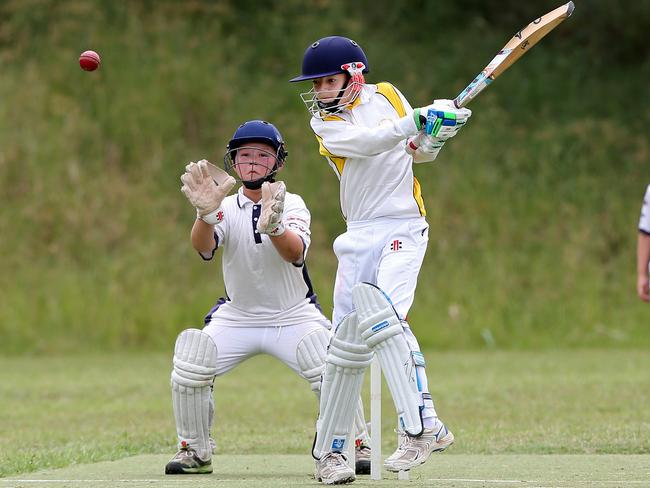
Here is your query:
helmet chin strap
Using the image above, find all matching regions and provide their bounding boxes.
[242,176,275,190]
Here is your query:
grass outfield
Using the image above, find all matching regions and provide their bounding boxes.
[0,350,648,481]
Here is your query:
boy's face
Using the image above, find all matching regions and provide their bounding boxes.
[312,73,353,104]
[233,142,278,182]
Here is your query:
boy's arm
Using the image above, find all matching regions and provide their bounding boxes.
[269,231,304,265]
[257,182,308,265]
[313,116,417,158]
[314,103,470,160]
[180,160,231,259]
[637,232,650,302]
[191,218,218,256]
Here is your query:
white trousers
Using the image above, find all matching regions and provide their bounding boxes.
[332,217,429,325]
[202,321,330,377]
[332,216,437,423]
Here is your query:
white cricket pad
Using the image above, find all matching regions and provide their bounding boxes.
[353,282,424,436]
[313,312,373,459]
[296,327,331,394]
[354,397,369,442]
[171,328,218,460]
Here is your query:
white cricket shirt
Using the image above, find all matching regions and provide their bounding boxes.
[640,184,650,234]
[310,82,426,223]
[201,187,324,326]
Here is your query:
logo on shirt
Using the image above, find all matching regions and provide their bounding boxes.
[216,211,224,223]
[390,240,402,251]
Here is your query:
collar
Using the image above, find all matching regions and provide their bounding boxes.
[343,83,374,112]
[236,187,262,208]
[355,83,375,106]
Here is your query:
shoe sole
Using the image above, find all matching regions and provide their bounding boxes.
[165,462,213,475]
[317,475,356,485]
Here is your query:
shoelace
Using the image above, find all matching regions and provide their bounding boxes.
[178,441,196,458]
[323,452,348,468]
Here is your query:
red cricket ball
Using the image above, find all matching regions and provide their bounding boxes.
[79,50,101,71]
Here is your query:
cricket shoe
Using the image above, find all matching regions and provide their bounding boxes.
[383,420,454,472]
[315,452,355,485]
[165,442,212,474]
[354,439,371,475]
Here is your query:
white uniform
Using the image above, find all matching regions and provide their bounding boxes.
[310,82,438,426]
[639,184,650,235]
[200,187,330,376]
[310,82,428,325]
[170,187,369,464]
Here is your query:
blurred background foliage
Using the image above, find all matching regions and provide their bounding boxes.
[1,0,648,353]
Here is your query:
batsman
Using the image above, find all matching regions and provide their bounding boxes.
[290,36,472,484]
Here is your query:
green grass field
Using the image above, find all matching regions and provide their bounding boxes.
[1,2,649,486]
[1,350,648,486]
[2,1,650,353]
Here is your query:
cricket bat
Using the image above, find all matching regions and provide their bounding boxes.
[408,2,575,155]
[453,1,575,108]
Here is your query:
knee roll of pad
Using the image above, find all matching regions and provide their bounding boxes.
[352,283,403,349]
[297,327,331,392]
[172,328,218,387]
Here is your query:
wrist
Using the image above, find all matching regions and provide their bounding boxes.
[397,110,420,136]
[266,221,286,237]
[198,207,222,225]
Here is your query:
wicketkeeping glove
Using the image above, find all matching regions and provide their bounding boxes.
[180,159,236,225]
[257,181,286,236]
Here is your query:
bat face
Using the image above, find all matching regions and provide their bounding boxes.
[454,1,575,108]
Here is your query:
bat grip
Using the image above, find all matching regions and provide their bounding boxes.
[453,96,469,109]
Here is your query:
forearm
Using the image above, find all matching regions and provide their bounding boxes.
[637,232,650,277]
[191,219,217,254]
[270,229,304,264]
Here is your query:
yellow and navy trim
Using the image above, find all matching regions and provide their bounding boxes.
[313,113,347,178]
[376,82,426,217]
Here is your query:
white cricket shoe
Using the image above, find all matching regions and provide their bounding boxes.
[384,421,454,472]
[315,452,355,485]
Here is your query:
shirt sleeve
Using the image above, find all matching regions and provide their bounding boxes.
[639,184,650,235]
[283,193,312,264]
[311,105,418,159]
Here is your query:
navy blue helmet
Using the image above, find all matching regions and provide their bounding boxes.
[226,120,287,159]
[224,120,287,189]
[290,36,369,82]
